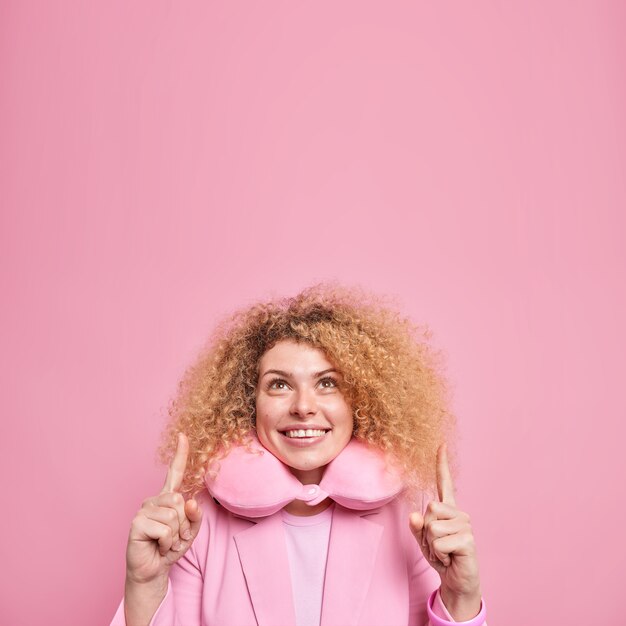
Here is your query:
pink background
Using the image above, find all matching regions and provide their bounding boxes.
[2,2,625,624]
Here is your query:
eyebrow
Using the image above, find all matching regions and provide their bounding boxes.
[261,368,338,378]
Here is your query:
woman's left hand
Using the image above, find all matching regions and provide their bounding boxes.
[409,444,482,620]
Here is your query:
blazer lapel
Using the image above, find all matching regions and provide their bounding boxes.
[234,513,296,626]
[320,506,383,626]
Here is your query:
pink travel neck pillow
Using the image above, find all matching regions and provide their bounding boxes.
[205,434,405,517]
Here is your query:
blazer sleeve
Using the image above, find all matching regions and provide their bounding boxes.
[407,545,443,626]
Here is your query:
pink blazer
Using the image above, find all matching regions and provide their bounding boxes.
[111,491,475,626]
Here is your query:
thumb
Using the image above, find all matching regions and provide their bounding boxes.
[409,512,431,560]
[409,511,424,535]
[185,498,203,538]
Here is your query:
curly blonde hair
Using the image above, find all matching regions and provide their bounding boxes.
[160,283,456,499]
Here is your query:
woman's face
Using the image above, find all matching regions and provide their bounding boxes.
[255,339,353,485]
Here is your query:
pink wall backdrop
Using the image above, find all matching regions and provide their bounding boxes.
[2,2,625,624]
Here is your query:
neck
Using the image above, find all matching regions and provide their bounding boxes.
[288,465,325,486]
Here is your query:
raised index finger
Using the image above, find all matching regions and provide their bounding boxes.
[161,432,189,494]
[436,443,456,506]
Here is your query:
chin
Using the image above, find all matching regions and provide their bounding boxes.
[285,451,333,470]
[280,451,315,466]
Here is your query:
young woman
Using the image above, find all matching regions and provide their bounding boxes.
[111,284,486,626]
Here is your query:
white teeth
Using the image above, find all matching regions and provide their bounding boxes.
[284,429,327,438]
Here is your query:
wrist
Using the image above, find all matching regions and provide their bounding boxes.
[439,585,482,622]
[124,576,169,626]
[125,572,169,597]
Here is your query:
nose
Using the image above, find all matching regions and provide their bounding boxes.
[290,387,318,418]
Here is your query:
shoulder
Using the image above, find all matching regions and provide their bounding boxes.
[184,490,229,557]
[190,488,258,540]
[373,491,414,523]
[195,488,223,515]
[375,493,427,561]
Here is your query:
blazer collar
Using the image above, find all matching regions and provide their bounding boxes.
[234,512,296,626]
[233,505,383,626]
[320,505,383,626]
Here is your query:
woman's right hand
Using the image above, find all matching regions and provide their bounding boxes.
[125,432,203,586]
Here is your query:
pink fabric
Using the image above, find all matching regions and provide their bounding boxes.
[111,582,460,626]
[428,590,486,625]
[110,492,486,626]
[281,506,334,626]
[206,434,404,517]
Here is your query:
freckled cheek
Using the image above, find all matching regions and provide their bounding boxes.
[255,403,285,431]
[318,399,352,421]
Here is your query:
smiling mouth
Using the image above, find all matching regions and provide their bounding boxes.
[281,429,330,439]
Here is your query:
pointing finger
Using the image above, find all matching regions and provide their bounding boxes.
[162,432,189,494]
[437,443,456,506]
